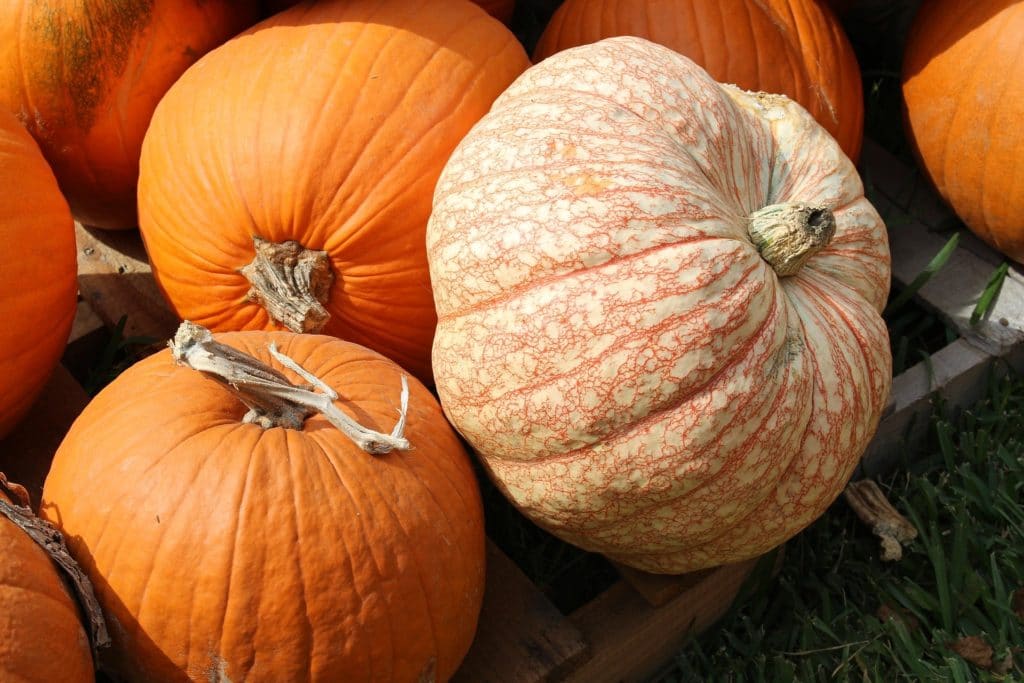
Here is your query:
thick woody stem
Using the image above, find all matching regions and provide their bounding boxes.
[747,203,836,277]
[240,236,333,333]
[843,479,918,562]
[168,321,410,454]
[0,473,110,665]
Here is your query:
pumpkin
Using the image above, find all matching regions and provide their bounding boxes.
[902,0,1024,262]
[533,0,864,161]
[263,0,515,23]
[137,0,530,385]
[0,475,93,683]
[428,37,891,574]
[41,324,486,681]
[0,0,260,229]
[0,110,77,439]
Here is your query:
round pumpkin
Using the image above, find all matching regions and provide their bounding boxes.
[0,0,260,229]
[1,476,93,683]
[137,0,530,385]
[42,326,486,681]
[902,0,1024,262]
[428,37,892,574]
[0,110,77,439]
[533,0,864,161]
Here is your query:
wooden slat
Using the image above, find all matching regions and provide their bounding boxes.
[611,562,716,608]
[75,223,180,342]
[453,541,590,683]
[564,557,760,683]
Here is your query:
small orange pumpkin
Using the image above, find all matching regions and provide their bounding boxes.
[1,475,93,683]
[0,1,261,229]
[902,0,1024,262]
[42,325,486,681]
[137,0,530,384]
[533,0,864,160]
[0,110,77,439]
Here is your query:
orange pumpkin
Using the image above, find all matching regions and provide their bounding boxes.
[42,325,486,681]
[1,476,93,683]
[0,1,260,229]
[137,0,530,385]
[902,0,1024,262]
[0,110,77,439]
[428,37,891,574]
[533,0,864,161]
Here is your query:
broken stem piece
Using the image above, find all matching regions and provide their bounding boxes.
[169,321,410,455]
[843,479,918,562]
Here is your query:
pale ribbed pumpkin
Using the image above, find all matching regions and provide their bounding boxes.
[428,37,891,574]
[902,0,1024,262]
[0,110,77,439]
[533,0,864,161]
[1,476,93,683]
[137,0,530,385]
[42,326,485,681]
[0,1,260,229]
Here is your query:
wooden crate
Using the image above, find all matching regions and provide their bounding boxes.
[2,139,1022,683]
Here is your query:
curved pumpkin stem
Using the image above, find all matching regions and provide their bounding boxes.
[169,321,411,455]
[747,203,836,277]
[0,473,111,665]
[240,236,334,333]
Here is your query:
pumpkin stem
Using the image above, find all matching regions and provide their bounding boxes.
[0,473,111,666]
[747,203,836,277]
[168,321,411,454]
[240,236,334,333]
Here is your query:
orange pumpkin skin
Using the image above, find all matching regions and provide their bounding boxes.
[41,331,486,682]
[137,0,530,385]
[428,37,891,574]
[902,0,1024,262]
[533,0,864,161]
[264,0,514,23]
[0,1,260,229]
[0,110,77,439]
[0,483,93,683]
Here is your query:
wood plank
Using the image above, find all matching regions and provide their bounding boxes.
[0,365,90,510]
[75,223,180,343]
[453,541,590,683]
[564,557,760,683]
[611,562,716,608]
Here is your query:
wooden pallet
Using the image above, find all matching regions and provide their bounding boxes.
[2,139,1022,683]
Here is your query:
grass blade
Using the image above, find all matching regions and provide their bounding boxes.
[970,262,1010,325]
[884,232,960,317]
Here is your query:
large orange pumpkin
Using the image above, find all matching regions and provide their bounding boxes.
[902,0,1024,262]
[0,110,77,439]
[0,476,93,683]
[533,0,864,161]
[137,0,530,385]
[0,1,260,229]
[428,37,891,574]
[42,325,486,681]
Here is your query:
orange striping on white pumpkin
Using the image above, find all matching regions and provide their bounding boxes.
[428,37,890,574]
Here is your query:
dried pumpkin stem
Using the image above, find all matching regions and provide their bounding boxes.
[747,203,836,277]
[0,473,111,665]
[843,479,918,562]
[240,236,334,333]
[168,321,411,454]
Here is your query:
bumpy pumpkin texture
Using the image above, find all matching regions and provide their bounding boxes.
[42,329,486,682]
[0,110,77,439]
[428,37,891,574]
[533,0,864,161]
[0,1,260,229]
[902,0,1024,262]
[137,0,530,385]
[0,478,93,683]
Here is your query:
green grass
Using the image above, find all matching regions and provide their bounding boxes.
[650,368,1024,682]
